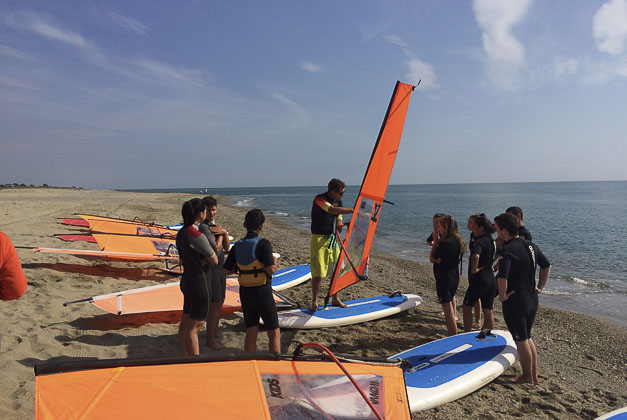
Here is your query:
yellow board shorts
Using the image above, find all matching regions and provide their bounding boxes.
[310,234,340,278]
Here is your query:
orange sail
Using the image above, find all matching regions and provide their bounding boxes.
[36,357,410,419]
[33,247,178,262]
[77,214,179,237]
[87,278,285,315]
[91,233,177,256]
[329,81,414,297]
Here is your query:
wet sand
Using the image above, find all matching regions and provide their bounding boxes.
[0,188,625,419]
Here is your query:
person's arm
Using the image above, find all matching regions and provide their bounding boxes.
[327,206,353,216]
[259,239,277,277]
[429,232,441,264]
[222,248,236,276]
[496,254,515,302]
[536,266,551,293]
[0,233,28,301]
[189,230,218,266]
[470,254,481,274]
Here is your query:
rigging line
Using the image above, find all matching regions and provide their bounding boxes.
[295,343,385,420]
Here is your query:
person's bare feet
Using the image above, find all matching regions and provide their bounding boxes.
[332,299,347,308]
[509,376,535,384]
[207,340,225,350]
[308,304,318,312]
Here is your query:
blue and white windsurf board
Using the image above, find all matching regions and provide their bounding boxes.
[391,330,517,411]
[595,407,627,420]
[271,264,311,291]
[238,293,422,329]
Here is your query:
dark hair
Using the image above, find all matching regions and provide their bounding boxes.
[433,212,446,220]
[328,178,346,193]
[469,213,496,234]
[181,198,206,226]
[202,196,217,209]
[244,208,265,231]
[506,206,523,220]
[494,213,519,236]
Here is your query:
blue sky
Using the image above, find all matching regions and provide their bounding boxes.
[1,0,626,189]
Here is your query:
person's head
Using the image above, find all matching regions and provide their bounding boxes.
[181,198,206,226]
[467,213,496,236]
[494,213,519,241]
[505,206,523,225]
[432,213,445,230]
[436,214,467,254]
[327,178,346,201]
[201,196,218,222]
[244,208,265,232]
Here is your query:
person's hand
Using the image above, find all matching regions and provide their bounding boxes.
[210,225,227,235]
[535,287,543,294]
[432,230,440,245]
[337,224,344,234]
[498,290,515,302]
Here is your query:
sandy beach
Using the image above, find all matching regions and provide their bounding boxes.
[1,188,625,419]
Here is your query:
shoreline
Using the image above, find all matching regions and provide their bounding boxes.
[231,201,627,330]
[1,188,625,419]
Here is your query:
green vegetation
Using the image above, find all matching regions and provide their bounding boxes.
[0,183,84,190]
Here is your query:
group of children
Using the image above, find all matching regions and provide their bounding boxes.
[429,207,551,384]
[175,197,280,356]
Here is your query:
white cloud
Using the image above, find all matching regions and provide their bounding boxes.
[554,57,579,80]
[406,58,438,89]
[593,0,627,56]
[0,44,34,60]
[132,58,209,86]
[383,34,409,48]
[301,61,322,72]
[108,12,149,36]
[473,0,533,91]
[28,18,90,49]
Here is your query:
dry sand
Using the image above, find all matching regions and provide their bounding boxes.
[0,188,625,419]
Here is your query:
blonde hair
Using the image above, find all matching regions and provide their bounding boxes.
[437,215,467,255]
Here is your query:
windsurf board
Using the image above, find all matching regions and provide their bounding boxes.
[238,293,422,329]
[391,330,517,411]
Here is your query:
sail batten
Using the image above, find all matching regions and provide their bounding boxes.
[328,81,414,297]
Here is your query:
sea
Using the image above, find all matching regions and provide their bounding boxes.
[126,181,627,328]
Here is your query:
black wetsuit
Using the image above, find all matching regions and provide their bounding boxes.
[311,192,342,235]
[176,225,215,320]
[223,232,278,330]
[518,226,532,241]
[464,234,497,309]
[432,237,461,304]
[497,237,550,341]
[199,222,226,303]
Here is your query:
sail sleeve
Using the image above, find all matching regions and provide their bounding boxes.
[328,81,414,297]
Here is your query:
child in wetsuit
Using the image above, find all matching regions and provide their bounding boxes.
[430,214,467,336]
[222,209,280,353]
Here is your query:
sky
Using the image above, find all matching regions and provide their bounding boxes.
[1,0,626,189]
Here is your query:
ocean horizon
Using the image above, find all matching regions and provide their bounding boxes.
[123,180,627,328]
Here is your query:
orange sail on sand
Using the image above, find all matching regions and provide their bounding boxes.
[328,81,414,298]
[33,247,178,262]
[91,233,177,255]
[35,351,411,419]
[76,214,182,236]
[77,214,180,236]
[77,278,286,316]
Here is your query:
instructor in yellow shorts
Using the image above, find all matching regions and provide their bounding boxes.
[309,178,353,311]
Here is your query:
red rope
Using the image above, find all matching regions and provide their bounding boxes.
[299,343,384,420]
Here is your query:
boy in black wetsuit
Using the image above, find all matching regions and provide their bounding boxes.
[495,213,551,385]
[506,206,532,241]
[223,209,280,353]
